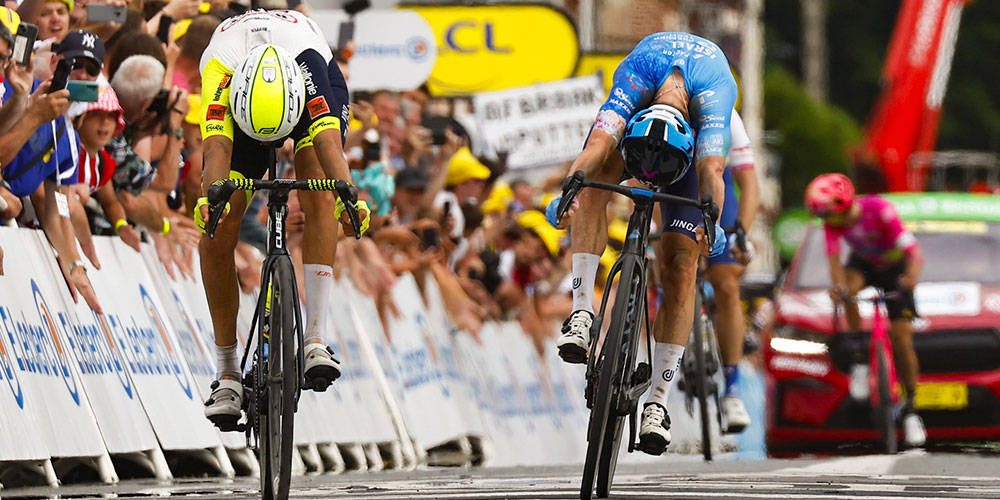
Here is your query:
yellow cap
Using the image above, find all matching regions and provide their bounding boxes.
[517,210,565,257]
[0,6,20,35]
[47,0,74,13]
[185,93,201,124]
[173,18,192,41]
[481,182,513,214]
[446,147,491,187]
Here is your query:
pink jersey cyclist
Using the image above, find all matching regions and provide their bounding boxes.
[823,194,919,268]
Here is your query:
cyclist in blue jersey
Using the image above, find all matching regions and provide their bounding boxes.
[706,109,757,434]
[547,32,737,455]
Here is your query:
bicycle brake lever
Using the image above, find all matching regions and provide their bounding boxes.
[335,180,362,240]
[555,170,585,225]
[205,180,235,239]
[701,195,718,250]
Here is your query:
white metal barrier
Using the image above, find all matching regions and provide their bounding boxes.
[0,228,726,490]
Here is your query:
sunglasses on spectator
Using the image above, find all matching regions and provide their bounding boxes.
[73,58,101,77]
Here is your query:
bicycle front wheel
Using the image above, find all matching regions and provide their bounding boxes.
[692,290,713,461]
[259,258,298,500]
[596,265,645,498]
[874,347,897,454]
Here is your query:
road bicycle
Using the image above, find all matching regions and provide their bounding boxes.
[204,147,361,500]
[553,171,717,500]
[834,289,901,454]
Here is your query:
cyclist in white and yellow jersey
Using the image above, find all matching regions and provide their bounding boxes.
[196,9,370,431]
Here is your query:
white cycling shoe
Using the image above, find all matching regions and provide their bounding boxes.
[902,411,927,448]
[556,310,593,364]
[635,403,672,455]
[204,377,243,432]
[302,343,342,392]
[722,395,751,434]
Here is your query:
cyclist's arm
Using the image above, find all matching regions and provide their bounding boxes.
[568,129,619,178]
[311,128,351,183]
[733,168,758,229]
[199,58,235,195]
[824,225,848,292]
[696,157,726,224]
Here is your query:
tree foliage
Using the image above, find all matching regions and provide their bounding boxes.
[764,66,861,208]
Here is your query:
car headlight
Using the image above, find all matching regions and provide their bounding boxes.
[770,325,829,355]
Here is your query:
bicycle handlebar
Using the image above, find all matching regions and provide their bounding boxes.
[205,178,361,239]
[554,170,720,249]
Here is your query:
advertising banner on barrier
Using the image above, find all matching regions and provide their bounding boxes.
[0,229,81,461]
[85,238,221,451]
[139,249,246,450]
[473,76,604,169]
[403,3,580,96]
[0,229,110,459]
[386,273,466,448]
[312,9,437,91]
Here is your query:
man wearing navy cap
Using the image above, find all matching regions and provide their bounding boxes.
[54,29,105,82]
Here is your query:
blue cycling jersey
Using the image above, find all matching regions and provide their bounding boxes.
[595,32,737,162]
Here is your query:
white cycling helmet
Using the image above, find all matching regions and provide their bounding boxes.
[229,44,305,142]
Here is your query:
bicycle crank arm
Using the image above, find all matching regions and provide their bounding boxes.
[627,407,638,453]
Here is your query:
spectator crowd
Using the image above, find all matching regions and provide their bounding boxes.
[0,0,631,353]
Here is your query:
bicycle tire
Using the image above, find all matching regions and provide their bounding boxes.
[875,348,897,454]
[596,265,644,498]
[259,258,297,500]
[692,290,713,461]
[581,261,635,500]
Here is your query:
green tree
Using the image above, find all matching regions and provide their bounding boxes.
[765,66,861,208]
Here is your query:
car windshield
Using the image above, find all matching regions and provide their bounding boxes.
[794,220,1000,289]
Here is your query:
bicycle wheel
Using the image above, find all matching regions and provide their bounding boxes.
[874,347,897,454]
[691,290,713,461]
[581,261,635,500]
[596,265,644,498]
[259,258,297,500]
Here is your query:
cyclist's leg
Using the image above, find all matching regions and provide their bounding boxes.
[843,255,868,331]
[200,132,267,427]
[881,266,919,403]
[556,137,625,361]
[707,168,744,395]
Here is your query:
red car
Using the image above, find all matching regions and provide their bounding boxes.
[765,193,1000,452]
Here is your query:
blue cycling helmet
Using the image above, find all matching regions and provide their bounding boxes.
[620,104,695,186]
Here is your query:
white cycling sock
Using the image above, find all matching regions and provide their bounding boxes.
[647,342,685,408]
[215,342,240,380]
[303,263,333,345]
[572,253,601,314]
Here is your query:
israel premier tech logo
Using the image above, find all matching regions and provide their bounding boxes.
[0,280,82,408]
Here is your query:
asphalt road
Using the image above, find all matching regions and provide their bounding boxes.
[5,451,1000,499]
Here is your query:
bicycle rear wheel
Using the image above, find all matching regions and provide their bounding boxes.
[259,258,297,500]
[691,290,713,461]
[581,261,635,500]
[874,347,897,454]
[595,266,644,498]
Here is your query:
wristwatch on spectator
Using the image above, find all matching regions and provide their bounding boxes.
[170,128,184,140]
[68,259,87,275]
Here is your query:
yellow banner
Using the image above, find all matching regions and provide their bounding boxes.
[403,4,579,96]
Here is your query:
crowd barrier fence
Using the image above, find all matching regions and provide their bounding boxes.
[0,228,737,489]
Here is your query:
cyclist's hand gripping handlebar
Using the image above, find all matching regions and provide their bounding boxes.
[205,179,238,240]
[733,217,748,255]
[334,180,362,240]
[700,195,720,251]
[553,170,585,226]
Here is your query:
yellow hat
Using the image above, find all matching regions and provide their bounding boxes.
[0,7,20,35]
[185,93,201,124]
[173,18,192,41]
[517,210,565,257]
[446,147,491,187]
[481,182,513,214]
[47,0,74,13]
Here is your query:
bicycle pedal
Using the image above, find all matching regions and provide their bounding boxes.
[631,362,651,385]
[208,414,241,433]
[304,377,331,392]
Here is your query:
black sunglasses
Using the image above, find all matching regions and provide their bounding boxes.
[72,58,101,77]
